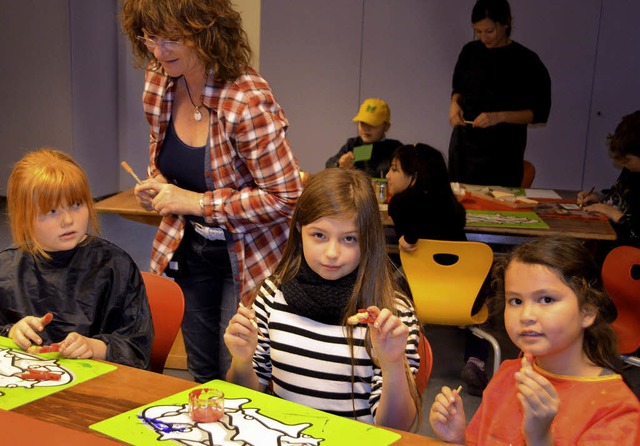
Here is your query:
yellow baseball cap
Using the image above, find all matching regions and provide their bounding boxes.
[352,98,391,126]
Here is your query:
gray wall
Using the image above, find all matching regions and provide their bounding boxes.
[260,0,640,191]
[1,1,640,194]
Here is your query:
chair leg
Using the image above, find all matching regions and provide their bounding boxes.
[622,355,640,367]
[468,326,501,376]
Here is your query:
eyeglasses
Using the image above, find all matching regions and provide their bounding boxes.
[136,35,183,51]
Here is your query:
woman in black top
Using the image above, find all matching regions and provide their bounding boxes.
[448,0,551,187]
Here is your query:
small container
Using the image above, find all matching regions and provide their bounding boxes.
[373,179,388,204]
[188,388,224,423]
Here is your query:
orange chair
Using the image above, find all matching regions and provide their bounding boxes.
[141,272,186,373]
[601,246,640,366]
[521,160,536,188]
[415,331,433,394]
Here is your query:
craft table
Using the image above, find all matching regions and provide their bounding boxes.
[381,188,616,248]
[12,360,444,445]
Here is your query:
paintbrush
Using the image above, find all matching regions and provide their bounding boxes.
[578,186,595,209]
[239,302,264,338]
[120,161,143,185]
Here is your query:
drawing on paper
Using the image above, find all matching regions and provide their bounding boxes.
[139,397,324,446]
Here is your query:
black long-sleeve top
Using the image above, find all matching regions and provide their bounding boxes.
[325,136,403,178]
[388,186,467,245]
[0,236,153,369]
[603,168,640,245]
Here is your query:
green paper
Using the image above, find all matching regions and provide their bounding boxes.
[353,144,373,162]
[465,210,550,229]
[0,336,117,410]
[91,379,400,446]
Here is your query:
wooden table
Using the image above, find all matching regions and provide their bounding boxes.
[380,189,616,248]
[94,188,161,226]
[12,362,444,445]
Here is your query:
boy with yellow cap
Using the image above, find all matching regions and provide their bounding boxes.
[326,98,402,178]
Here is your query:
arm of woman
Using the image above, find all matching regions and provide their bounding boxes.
[199,77,303,233]
[472,109,534,128]
[449,93,465,127]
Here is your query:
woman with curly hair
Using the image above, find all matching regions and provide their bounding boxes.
[120,0,303,382]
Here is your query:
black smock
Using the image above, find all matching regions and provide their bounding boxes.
[0,236,153,369]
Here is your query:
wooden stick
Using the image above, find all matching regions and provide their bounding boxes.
[239,302,264,338]
[120,161,143,185]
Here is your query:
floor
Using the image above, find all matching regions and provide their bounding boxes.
[1,196,639,439]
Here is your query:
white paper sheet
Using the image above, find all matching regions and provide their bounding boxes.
[525,189,562,199]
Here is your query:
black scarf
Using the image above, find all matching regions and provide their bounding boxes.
[281,260,358,325]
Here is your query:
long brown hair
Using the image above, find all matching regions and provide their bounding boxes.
[7,148,99,258]
[268,167,423,425]
[491,236,621,372]
[120,0,252,82]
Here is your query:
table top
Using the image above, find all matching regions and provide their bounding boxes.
[94,188,161,226]
[95,187,616,243]
[12,361,442,445]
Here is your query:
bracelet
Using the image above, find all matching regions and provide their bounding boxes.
[199,194,205,216]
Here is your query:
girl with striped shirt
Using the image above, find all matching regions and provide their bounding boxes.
[224,168,423,431]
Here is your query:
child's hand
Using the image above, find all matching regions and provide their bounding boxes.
[368,306,409,368]
[58,332,105,360]
[429,385,467,444]
[224,305,260,362]
[516,353,559,445]
[398,236,417,253]
[338,151,355,169]
[8,312,54,350]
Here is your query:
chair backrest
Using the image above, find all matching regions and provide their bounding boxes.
[141,272,185,373]
[521,160,536,188]
[415,331,433,394]
[400,239,494,325]
[602,246,640,354]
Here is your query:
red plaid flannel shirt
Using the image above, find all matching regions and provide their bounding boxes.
[142,66,302,303]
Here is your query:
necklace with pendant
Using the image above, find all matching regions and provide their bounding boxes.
[183,77,203,121]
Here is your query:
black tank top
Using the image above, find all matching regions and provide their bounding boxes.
[157,119,207,193]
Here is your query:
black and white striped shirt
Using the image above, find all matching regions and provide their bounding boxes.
[252,279,421,424]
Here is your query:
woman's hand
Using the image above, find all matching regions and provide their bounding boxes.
[224,305,260,362]
[58,332,107,360]
[133,174,167,211]
[8,312,54,350]
[368,306,409,368]
[515,356,559,446]
[429,385,467,444]
[449,99,465,127]
[338,151,355,169]
[398,236,417,252]
[471,112,502,128]
[584,203,624,223]
[137,178,202,217]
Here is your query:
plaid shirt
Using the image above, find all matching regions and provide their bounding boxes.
[143,66,302,303]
